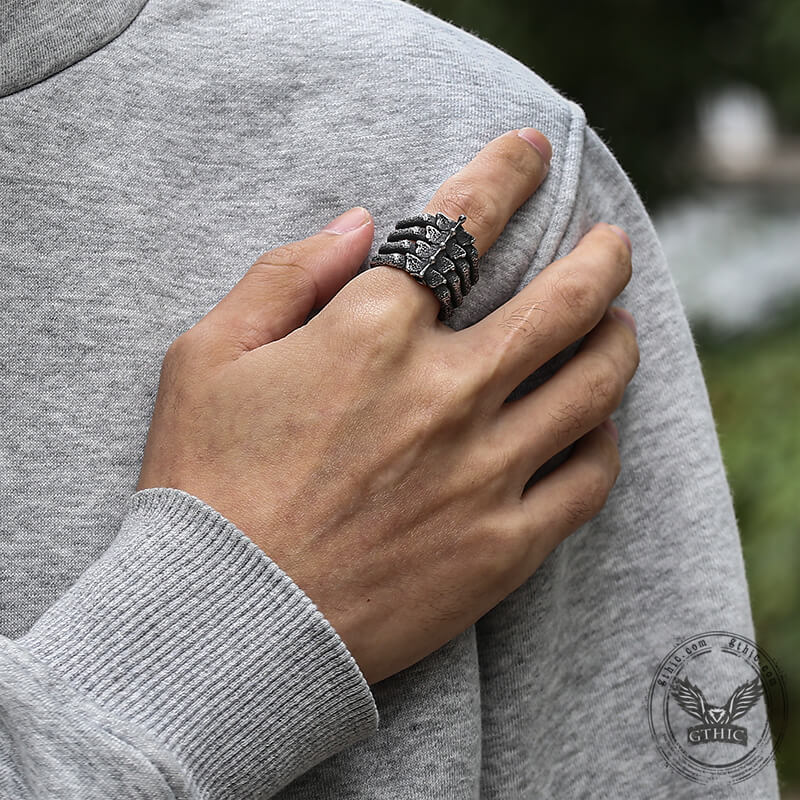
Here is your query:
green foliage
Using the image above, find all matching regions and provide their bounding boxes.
[416,0,800,210]
[757,0,800,130]
[695,309,800,787]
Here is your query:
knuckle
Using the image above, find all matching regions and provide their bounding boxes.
[439,179,497,231]
[163,325,215,375]
[164,329,195,364]
[548,399,588,440]
[250,245,315,292]
[468,301,549,393]
[348,268,419,322]
[562,495,597,528]
[331,269,422,361]
[585,350,627,411]
[573,457,616,520]
[419,349,482,424]
[546,401,587,461]
[254,241,307,272]
[548,268,600,318]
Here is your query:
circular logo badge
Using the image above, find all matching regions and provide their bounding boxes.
[648,631,788,784]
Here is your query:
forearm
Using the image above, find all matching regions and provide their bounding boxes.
[5,489,378,800]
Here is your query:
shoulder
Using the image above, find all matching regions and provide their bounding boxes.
[220,0,585,133]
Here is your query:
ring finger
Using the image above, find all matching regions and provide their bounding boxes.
[491,306,639,492]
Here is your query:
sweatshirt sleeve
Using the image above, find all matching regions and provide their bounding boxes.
[2,487,379,799]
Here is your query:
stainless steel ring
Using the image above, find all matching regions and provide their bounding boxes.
[369,212,480,321]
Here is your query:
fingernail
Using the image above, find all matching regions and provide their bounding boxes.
[517,128,552,166]
[322,206,370,234]
[607,224,632,254]
[600,418,619,443]
[612,307,637,336]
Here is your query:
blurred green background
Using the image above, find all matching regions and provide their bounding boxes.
[415,0,799,791]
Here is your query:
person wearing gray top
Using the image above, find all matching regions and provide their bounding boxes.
[0,0,781,798]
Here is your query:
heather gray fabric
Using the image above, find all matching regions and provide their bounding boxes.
[0,0,781,797]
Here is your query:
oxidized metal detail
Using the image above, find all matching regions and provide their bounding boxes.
[369,212,479,321]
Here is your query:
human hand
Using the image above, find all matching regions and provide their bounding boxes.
[136,127,638,685]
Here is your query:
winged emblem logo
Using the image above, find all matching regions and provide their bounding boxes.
[650,633,787,779]
[671,675,763,726]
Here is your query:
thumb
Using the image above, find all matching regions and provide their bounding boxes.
[198,206,373,358]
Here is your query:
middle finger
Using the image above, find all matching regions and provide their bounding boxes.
[371,128,551,322]
[423,127,552,258]
[459,222,633,406]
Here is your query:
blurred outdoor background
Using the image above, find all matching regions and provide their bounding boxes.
[415,0,799,790]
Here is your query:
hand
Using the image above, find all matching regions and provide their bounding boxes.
[136,127,639,686]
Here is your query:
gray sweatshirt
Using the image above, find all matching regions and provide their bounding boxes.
[0,0,780,798]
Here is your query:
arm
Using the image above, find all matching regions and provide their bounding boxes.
[2,125,638,797]
[4,490,378,799]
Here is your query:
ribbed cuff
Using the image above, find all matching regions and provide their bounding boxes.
[18,488,379,799]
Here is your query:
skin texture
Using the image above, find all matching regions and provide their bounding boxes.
[136,128,639,685]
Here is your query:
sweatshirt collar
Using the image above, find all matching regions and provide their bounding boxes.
[1,0,149,97]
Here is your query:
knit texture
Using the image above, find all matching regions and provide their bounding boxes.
[0,0,148,95]
[14,489,378,797]
[0,0,781,797]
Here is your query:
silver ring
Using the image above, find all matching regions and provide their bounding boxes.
[369,212,480,321]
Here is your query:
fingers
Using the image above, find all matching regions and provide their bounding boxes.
[493,306,639,484]
[424,128,551,257]
[461,222,633,404]
[191,207,374,363]
[506,423,621,583]
[192,125,553,363]
[365,128,552,323]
